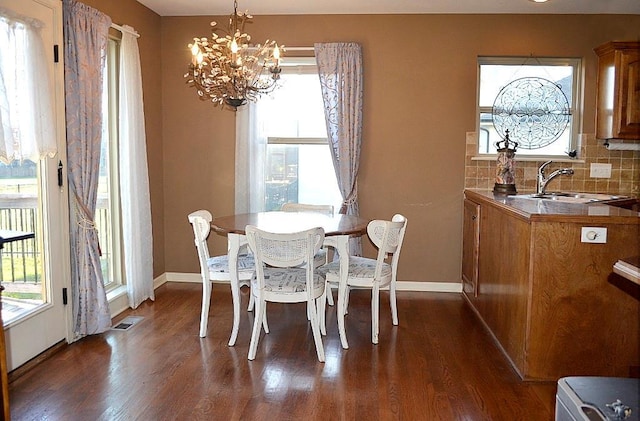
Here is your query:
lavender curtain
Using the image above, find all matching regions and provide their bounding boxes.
[314,42,363,255]
[63,0,112,335]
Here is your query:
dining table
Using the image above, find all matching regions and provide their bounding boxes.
[211,211,369,349]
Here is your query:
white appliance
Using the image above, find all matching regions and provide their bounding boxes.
[556,377,639,421]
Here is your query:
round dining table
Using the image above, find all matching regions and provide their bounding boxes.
[212,211,369,349]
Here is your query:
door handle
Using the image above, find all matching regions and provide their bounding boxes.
[57,161,63,187]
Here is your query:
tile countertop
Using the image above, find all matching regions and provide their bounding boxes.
[464,189,640,224]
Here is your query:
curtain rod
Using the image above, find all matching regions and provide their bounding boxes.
[111,23,140,38]
[284,47,314,51]
[245,46,314,52]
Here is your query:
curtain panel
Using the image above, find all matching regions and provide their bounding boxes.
[118,25,154,309]
[0,7,57,163]
[235,103,266,213]
[314,42,364,255]
[63,0,112,336]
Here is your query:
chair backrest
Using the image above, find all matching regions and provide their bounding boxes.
[246,226,324,268]
[367,214,408,277]
[188,210,213,281]
[246,226,325,291]
[281,203,334,216]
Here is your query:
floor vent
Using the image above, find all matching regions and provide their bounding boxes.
[111,316,144,331]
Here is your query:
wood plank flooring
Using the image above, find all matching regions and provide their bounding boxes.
[9,283,557,420]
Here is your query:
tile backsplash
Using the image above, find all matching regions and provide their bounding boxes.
[464,133,640,196]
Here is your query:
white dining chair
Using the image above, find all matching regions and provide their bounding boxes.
[188,210,255,339]
[245,225,327,361]
[281,203,336,305]
[318,214,408,344]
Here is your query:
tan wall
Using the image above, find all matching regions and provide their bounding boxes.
[77,0,165,277]
[161,14,640,283]
[64,5,640,283]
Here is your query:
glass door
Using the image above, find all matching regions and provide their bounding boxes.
[0,0,71,371]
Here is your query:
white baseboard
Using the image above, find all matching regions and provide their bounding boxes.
[108,273,170,318]
[161,272,462,293]
[110,273,460,318]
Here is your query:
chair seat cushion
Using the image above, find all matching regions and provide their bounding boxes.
[207,253,255,274]
[318,256,392,287]
[313,249,328,267]
[252,267,325,296]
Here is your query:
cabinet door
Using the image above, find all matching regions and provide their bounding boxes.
[617,48,640,138]
[595,42,640,140]
[462,199,480,297]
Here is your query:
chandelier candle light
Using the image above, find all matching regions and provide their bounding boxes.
[185,0,283,109]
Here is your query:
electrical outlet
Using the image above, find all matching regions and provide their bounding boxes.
[581,227,607,243]
[590,163,612,178]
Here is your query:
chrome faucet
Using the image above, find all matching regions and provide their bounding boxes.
[537,160,574,195]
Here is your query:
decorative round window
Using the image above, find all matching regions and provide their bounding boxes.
[492,77,570,150]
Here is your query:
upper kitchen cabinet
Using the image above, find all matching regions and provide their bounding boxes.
[594,41,640,141]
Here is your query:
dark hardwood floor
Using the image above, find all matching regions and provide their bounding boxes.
[9,283,557,420]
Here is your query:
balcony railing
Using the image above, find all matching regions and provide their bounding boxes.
[0,200,110,291]
[0,196,41,290]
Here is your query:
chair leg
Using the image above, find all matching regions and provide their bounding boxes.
[248,296,265,360]
[371,285,380,344]
[199,280,212,337]
[337,282,349,349]
[318,292,327,336]
[228,278,242,347]
[344,286,350,315]
[308,299,325,362]
[262,302,270,334]
[247,292,255,311]
[390,281,398,326]
[250,288,269,333]
[326,284,335,306]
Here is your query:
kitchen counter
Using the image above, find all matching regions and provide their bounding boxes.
[462,189,639,381]
[465,189,640,224]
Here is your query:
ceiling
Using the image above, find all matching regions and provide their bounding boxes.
[136,0,640,16]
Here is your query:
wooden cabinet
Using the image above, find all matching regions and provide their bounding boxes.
[462,199,480,298]
[462,190,640,381]
[594,41,640,141]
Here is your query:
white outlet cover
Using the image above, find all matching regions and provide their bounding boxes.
[590,163,612,178]
[580,227,607,243]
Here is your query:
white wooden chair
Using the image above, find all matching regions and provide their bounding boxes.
[318,214,407,344]
[188,210,255,340]
[281,203,336,305]
[245,225,327,361]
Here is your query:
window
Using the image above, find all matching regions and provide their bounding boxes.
[99,37,123,291]
[253,60,342,211]
[477,57,582,157]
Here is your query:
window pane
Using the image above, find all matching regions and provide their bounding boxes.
[0,160,44,323]
[479,64,573,106]
[260,73,327,138]
[98,38,121,290]
[264,144,341,211]
[257,64,342,211]
[478,58,579,156]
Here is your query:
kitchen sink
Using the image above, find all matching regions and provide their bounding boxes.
[516,192,629,204]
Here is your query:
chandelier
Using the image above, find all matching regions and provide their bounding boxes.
[184,0,283,109]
